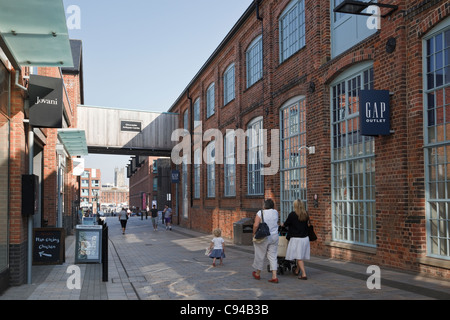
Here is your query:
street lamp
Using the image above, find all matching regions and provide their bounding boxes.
[334,0,398,18]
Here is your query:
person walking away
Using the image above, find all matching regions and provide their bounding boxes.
[118,207,129,235]
[282,199,311,280]
[145,205,149,220]
[163,204,173,230]
[209,228,226,267]
[150,205,158,231]
[252,199,280,283]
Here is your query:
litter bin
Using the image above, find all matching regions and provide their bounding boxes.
[233,218,254,245]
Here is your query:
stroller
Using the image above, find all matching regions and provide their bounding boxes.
[268,226,297,275]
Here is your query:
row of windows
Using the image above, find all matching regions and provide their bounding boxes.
[183,21,450,259]
[180,3,450,260]
[184,0,306,126]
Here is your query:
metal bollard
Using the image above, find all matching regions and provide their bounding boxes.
[102,224,108,282]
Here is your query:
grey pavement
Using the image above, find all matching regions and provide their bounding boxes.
[1,216,450,301]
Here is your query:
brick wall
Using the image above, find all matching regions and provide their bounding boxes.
[168,0,450,278]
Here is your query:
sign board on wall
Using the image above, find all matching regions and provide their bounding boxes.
[28,75,63,128]
[121,120,142,132]
[359,90,391,136]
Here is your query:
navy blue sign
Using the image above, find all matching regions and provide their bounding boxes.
[171,170,180,183]
[360,90,390,136]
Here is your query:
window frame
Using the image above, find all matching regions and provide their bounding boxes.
[330,62,376,247]
[206,83,215,118]
[279,0,306,63]
[246,35,263,88]
[194,148,201,199]
[280,96,307,222]
[247,116,264,196]
[224,63,235,105]
[206,141,216,198]
[194,98,201,127]
[423,19,450,260]
[224,130,236,197]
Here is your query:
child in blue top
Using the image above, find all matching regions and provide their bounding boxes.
[209,228,226,267]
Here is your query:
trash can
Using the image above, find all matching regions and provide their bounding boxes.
[233,218,254,245]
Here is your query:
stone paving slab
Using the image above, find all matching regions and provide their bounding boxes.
[1,216,450,302]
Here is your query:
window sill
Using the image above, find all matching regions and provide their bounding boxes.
[417,257,450,270]
[325,241,377,255]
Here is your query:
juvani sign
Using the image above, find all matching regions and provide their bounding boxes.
[359,90,391,136]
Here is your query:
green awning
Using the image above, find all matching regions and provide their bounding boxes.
[0,0,73,67]
[58,129,88,156]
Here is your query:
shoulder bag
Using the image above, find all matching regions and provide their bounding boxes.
[254,209,271,240]
[308,219,317,242]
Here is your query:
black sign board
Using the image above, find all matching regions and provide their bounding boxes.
[360,90,391,136]
[121,121,142,132]
[32,228,65,265]
[28,75,63,128]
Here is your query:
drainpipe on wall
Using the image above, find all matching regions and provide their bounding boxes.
[187,89,193,229]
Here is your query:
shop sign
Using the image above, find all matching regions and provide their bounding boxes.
[171,170,180,183]
[121,120,142,132]
[29,75,63,128]
[360,90,390,136]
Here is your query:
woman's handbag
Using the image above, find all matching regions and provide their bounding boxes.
[308,223,317,242]
[254,209,271,240]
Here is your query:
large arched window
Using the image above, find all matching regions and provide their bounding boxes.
[246,35,263,88]
[279,0,306,63]
[280,96,307,221]
[248,117,264,195]
[423,18,450,260]
[330,61,376,247]
[224,63,235,105]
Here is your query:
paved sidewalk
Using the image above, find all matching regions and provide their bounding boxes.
[1,217,450,301]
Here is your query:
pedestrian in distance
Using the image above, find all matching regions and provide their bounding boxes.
[118,207,129,235]
[282,199,311,280]
[209,228,226,267]
[163,204,173,230]
[150,204,158,231]
[252,199,280,283]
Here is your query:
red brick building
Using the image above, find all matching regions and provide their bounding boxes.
[0,27,84,293]
[129,157,171,212]
[169,0,450,278]
[80,168,102,213]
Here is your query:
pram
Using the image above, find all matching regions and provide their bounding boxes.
[268,226,297,275]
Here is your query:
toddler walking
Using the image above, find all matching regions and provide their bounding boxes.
[209,228,226,267]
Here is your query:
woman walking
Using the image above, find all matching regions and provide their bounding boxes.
[118,207,129,235]
[252,199,280,283]
[282,199,311,280]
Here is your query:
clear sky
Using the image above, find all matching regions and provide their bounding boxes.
[64,0,254,184]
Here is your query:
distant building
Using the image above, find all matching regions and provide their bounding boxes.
[100,186,129,209]
[129,157,171,212]
[80,168,101,213]
[114,167,127,187]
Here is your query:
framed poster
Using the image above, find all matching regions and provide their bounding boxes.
[33,228,65,265]
[75,225,102,264]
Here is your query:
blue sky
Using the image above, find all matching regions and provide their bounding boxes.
[63,0,254,184]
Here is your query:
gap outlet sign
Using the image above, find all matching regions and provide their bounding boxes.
[359,90,390,136]
[29,75,63,128]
